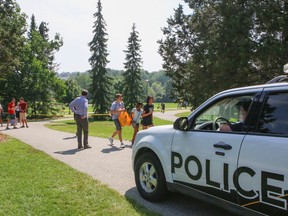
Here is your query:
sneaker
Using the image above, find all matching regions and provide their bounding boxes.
[21,126,25,128]
[13,126,17,129]
[6,127,10,130]
[108,137,114,146]
[120,143,125,149]
[26,125,29,128]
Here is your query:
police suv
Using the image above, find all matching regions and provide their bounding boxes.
[132,67,288,216]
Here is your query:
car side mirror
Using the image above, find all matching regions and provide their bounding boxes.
[173,117,189,131]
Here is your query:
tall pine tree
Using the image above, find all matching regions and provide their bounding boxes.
[122,23,143,111]
[89,0,112,116]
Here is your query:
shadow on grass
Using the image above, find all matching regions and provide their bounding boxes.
[54,148,82,155]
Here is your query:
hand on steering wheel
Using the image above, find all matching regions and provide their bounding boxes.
[213,117,231,131]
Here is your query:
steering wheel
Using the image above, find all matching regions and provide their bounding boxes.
[213,117,231,131]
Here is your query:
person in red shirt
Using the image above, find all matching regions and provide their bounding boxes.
[19,97,28,128]
[6,98,17,129]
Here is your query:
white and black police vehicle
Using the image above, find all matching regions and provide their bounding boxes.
[132,65,288,216]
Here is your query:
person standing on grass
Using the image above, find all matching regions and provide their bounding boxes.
[130,102,143,146]
[108,94,126,149]
[69,90,91,150]
[6,98,17,129]
[142,96,154,130]
[19,97,29,128]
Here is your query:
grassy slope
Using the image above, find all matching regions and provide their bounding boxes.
[0,138,158,216]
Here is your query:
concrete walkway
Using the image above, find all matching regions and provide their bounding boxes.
[153,109,189,122]
[1,110,227,216]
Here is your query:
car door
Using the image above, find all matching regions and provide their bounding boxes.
[171,93,257,205]
[237,89,288,215]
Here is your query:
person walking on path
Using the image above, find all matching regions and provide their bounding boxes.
[19,97,29,128]
[6,98,17,129]
[130,102,143,146]
[69,90,91,149]
[108,94,125,149]
[15,102,20,126]
[161,103,165,113]
[142,96,154,130]
[0,103,4,127]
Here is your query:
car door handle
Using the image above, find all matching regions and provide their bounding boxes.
[213,142,232,150]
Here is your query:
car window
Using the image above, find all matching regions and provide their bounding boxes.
[256,92,288,135]
[193,95,254,131]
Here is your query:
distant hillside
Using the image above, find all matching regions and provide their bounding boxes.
[57,68,174,102]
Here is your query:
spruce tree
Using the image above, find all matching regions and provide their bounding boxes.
[122,23,143,111]
[88,0,112,115]
[28,14,37,40]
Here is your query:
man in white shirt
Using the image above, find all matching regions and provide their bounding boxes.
[69,90,91,149]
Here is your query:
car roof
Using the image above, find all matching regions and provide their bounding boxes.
[217,82,288,96]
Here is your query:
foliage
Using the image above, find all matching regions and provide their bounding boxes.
[0,2,65,116]
[62,78,81,104]
[159,1,288,107]
[88,0,112,117]
[122,23,144,111]
[17,16,64,116]
[58,70,174,104]
[0,0,26,93]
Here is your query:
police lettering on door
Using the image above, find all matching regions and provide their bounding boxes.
[171,152,287,210]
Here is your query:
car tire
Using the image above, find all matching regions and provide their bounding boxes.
[134,152,167,202]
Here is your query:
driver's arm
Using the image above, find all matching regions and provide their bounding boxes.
[219,123,232,131]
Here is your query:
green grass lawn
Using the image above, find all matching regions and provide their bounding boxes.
[46,117,173,141]
[0,137,159,216]
[175,111,191,118]
[62,103,180,115]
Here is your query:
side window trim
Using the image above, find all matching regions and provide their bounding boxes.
[244,91,265,133]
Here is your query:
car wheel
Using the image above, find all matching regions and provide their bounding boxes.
[134,152,167,202]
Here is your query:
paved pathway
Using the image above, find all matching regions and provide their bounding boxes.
[153,109,189,122]
[1,110,228,216]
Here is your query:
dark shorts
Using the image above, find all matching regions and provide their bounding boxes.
[142,118,153,126]
[8,114,15,120]
[113,119,122,131]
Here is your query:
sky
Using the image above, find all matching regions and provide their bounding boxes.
[17,0,190,73]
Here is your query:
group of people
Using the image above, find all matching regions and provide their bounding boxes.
[0,97,29,129]
[108,94,154,148]
[69,90,155,150]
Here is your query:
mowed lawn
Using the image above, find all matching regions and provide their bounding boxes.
[0,136,159,216]
[60,102,180,115]
[46,117,173,141]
